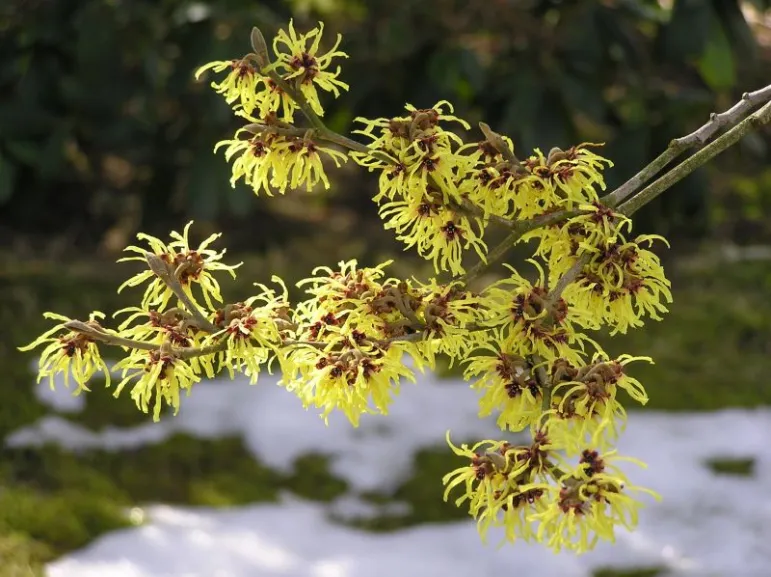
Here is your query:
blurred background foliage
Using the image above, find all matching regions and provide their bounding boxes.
[2,2,771,573]
[2,0,771,256]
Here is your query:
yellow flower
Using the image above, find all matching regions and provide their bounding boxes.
[295,259,393,328]
[280,336,416,426]
[465,341,543,431]
[457,139,556,220]
[281,261,466,424]
[205,281,289,383]
[214,130,285,195]
[195,58,264,115]
[348,102,490,274]
[18,312,111,393]
[352,102,474,203]
[562,233,672,335]
[534,449,659,553]
[209,307,279,384]
[215,127,348,195]
[538,204,630,274]
[254,79,296,122]
[415,280,489,360]
[523,143,613,208]
[112,345,201,421]
[270,20,349,117]
[379,196,487,276]
[483,261,601,364]
[543,355,651,453]
[442,432,554,544]
[118,221,241,312]
[457,164,516,220]
[353,101,469,160]
[113,307,204,348]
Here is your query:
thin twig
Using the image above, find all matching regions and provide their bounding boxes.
[531,354,552,415]
[618,99,771,216]
[63,321,158,351]
[260,66,369,153]
[258,61,523,232]
[65,315,433,361]
[479,122,520,165]
[603,83,771,208]
[547,253,591,304]
[459,209,582,285]
[145,253,218,333]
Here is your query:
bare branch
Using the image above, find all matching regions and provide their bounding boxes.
[547,253,591,304]
[63,320,158,351]
[479,122,520,165]
[145,253,218,333]
[677,85,771,147]
[459,208,582,285]
[603,83,771,208]
[618,99,771,216]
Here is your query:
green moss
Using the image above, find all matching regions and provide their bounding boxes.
[592,567,666,577]
[704,456,755,476]
[0,487,128,558]
[0,356,48,441]
[0,532,50,577]
[604,258,771,410]
[73,377,155,429]
[2,436,281,506]
[0,437,353,568]
[341,447,468,532]
[285,454,349,502]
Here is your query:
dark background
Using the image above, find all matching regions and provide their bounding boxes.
[2,0,771,257]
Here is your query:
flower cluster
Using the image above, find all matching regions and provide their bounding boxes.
[444,435,659,552]
[215,124,348,195]
[196,20,347,120]
[196,21,349,197]
[118,221,241,311]
[528,203,673,334]
[481,261,599,364]
[19,312,112,393]
[352,102,487,275]
[462,142,613,221]
[280,261,487,425]
[23,224,291,421]
[280,260,421,425]
[19,21,678,558]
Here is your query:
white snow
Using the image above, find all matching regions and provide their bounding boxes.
[7,371,771,577]
[31,358,86,413]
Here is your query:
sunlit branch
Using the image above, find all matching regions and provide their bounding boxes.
[548,253,591,304]
[618,99,771,216]
[144,253,218,333]
[603,83,771,208]
[63,320,158,352]
[458,209,583,286]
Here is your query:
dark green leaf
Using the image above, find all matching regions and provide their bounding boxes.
[697,10,736,91]
[712,0,758,66]
[606,126,650,190]
[0,153,17,205]
[658,0,711,61]
[187,148,231,219]
[5,141,41,168]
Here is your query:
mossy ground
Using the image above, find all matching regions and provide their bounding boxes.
[1,249,769,574]
[592,567,667,577]
[704,456,756,477]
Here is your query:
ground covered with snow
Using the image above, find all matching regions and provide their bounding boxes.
[7,370,771,577]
